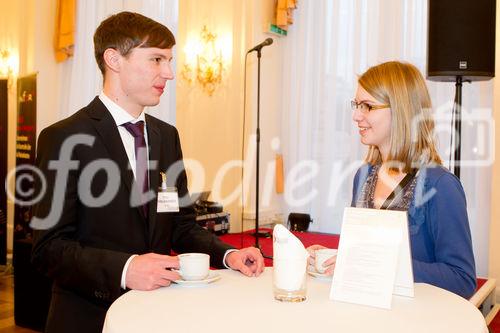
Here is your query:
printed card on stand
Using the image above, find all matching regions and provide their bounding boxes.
[329,207,413,309]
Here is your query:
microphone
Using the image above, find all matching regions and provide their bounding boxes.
[247,38,273,53]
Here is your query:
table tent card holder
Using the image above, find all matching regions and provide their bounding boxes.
[329,207,414,309]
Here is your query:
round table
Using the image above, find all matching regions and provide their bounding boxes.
[103,268,487,333]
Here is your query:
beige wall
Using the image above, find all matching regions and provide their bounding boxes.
[176,0,285,232]
[33,0,62,134]
[1,0,59,254]
[1,0,33,255]
[490,0,500,297]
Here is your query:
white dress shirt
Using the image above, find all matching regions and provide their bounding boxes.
[99,93,145,289]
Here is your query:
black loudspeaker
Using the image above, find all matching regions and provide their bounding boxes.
[13,238,52,331]
[427,0,496,81]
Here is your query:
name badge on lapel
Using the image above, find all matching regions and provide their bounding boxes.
[157,172,179,213]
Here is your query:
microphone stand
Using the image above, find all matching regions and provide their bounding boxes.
[252,48,271,249]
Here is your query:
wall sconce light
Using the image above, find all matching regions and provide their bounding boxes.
[0,49,19,86]
[182,26,226,96]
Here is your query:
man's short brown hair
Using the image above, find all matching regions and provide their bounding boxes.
[93,11,175,75]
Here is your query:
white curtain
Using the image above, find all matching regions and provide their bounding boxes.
[58,0,178,124]
[281,0,492,275]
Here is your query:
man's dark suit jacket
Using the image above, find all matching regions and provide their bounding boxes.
[31,97,233,333]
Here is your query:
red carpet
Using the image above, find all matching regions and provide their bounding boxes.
[476,278,487,291]
[219,228,340,266]
[490,310,500,333]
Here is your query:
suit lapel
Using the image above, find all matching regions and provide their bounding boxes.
[146,114,161,240]
[86,97,147,222]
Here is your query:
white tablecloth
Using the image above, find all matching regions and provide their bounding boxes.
[103,268,487,333]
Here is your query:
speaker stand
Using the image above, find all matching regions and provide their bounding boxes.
[451,76,472,179]
[451,76,462,179]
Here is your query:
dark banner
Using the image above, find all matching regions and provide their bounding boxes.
[14,74,37,240]
[0,79,7,264]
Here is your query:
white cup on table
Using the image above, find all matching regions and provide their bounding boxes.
[178,253,210,281]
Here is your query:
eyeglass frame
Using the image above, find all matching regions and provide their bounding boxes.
[350,100,390,112]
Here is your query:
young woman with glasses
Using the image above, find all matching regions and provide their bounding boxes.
[308,61,476,299]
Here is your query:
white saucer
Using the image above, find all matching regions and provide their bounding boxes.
[307,269,332,279]
[174,271,221,285]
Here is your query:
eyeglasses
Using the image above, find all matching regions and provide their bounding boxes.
[350,100,389,113]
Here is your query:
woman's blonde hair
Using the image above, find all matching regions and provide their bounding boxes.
[358,61,442,172]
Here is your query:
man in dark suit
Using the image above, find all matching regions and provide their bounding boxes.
[31,11,264,333]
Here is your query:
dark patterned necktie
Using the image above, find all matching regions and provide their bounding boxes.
[122,121,149,217]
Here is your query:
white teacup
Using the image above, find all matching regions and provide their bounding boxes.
[178,253,210,281]
[314,249,338,274]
